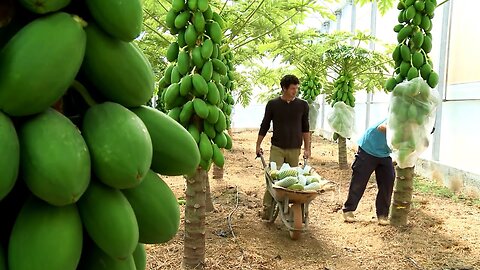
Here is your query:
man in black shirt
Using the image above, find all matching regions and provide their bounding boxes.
[256,74,311,220]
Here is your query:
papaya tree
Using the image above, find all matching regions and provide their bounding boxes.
[321,32,392,169]
[159,0,233,268]
[142,0,339,268]
[383,0,443,226]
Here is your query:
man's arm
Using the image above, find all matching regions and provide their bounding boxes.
[302,102,311,158]
[377,123,387,133]
[256,101,273,155]
[303,132,311,159]
[256,135,265,156]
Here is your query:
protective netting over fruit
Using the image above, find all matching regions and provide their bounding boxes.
[387,77,440,168]
[327,101,355,138]
[308,101,320,131]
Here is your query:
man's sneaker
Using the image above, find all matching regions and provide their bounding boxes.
[378,216,389,226]
[343,211,356,223]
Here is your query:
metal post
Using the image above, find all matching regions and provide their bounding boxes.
[335,9,342,31]
[432,1,452,161]
[350,1,356,33]
[320,21,331,130]
[366,1,377,129]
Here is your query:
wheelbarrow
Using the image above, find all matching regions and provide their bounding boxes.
[257,154,330,240]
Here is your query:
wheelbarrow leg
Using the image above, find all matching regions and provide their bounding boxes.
[267,201,279,223]
[289,203,303,240]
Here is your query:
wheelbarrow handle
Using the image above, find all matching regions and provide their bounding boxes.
[256,153,268,169]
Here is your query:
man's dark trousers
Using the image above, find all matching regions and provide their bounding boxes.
[343,147,395,217]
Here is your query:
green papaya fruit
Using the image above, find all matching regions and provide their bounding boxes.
[193,98,209,119]
[192,46,205,69]
[0,112,19,201]
[214,110,227,132]
[132,106,201,176]
[179,74,193,96]
[188,124,201,144]
[177,50,191,75]
[170,66,181,84]
[206,21,222,44]
[193,11,205,33]
[201,60,213,81]
[78,243,136,270]
[164,83,181,108]
[174,11,190,29]
[212,144,224,167]
[400,44,411,62]
[20,0,70,14]
[213,131,227,148]
[199,133,213,161]
[407,66,419,80]
[0,12,86,116]
[167,107,182,122]
[8,198,83,270]
[187,0,197,11]
[197,0,208,12]
[397,25,413,43]
[179,100,194,126]
[203,121,216,139]
[428,71,439,88]
[192,74,208,96]
[82,24,154,107]
[177,30,186,48]
[82,102,152,189]
[412,51,424,68]
[20,109,90,206]
[122,170,180,244]
[185,24,197,47]
[201,39,214,59]
[206,81,220,105]
[224,132,233,150]
[172,0,185,12]
[86,0,142,41]
[206,105,220,124]
[77,181,138,260]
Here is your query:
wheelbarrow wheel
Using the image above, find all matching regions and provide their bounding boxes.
[268,202,279,223]
[289,203,302,240]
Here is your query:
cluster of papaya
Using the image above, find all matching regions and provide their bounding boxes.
[386,0,440,168]
[331,72,356,108]
[219,50,236,130]
[300,73,322,103]
[388,78,439,165]
[159,0,233,171]
[385,0,439,91]
[0,1,201,269]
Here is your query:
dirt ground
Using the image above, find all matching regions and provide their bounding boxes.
[146,129,480,270]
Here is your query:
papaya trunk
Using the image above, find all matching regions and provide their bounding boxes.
[390,166,415,226]
[183,168,207,269]
[338,136,348,169]
[205,176,214,212]
[213,165,224,180]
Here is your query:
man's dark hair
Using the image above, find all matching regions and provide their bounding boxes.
[280,75,300,91]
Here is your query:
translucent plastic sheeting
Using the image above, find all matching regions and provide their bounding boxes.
[387,77,441,168]
[308,101,320,131]
[327,101,355,138]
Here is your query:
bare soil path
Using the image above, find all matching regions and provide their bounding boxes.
[146,130,480,270]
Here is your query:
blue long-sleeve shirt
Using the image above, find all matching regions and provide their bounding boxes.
[357,119,391,158]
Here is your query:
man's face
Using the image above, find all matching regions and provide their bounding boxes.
[283,84,299,99]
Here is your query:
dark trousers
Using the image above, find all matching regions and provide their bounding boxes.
[343,147,395,217]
